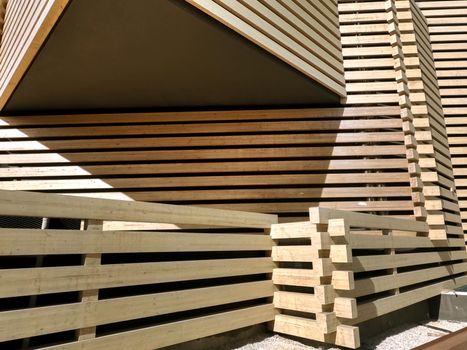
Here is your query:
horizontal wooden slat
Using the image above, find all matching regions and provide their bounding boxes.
[39,304,276,350]
[0,257,274,298]
[347,275,467,325]
[0,229,272,255]
[0,189,277,228]
[347,234,465,249]
[274,290,328,314]
[0,119,402,138]
[309,207,428,232]
[341,250,466,273]
[338,262,467,297]
[0,281,274,342]
[272,268,324,287]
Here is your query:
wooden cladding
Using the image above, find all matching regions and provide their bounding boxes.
[337,0,463,239]
[186,0,346,97]
[338,0,425,222]
[0,0,68,110]
[417,0,467,244]
[0,107,415,225]
[339,0,399,106]
[396,0,462,239]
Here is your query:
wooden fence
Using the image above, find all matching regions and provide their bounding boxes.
[0,189,278,349]
[271,208,467,349]
[1,190,465,349]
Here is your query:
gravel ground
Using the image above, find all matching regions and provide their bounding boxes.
[231,320,467,350]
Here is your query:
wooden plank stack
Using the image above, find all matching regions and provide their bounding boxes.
[338,0,463,240]
[0,106,415,227]
[339,0,400,105]
[416,0,467,245]
[0,190,278,349]
[271,207,467,349]
[397,0,462,240]
[270,219,360,348]
[338,0,425,222]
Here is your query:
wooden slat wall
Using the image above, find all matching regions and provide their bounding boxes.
[338,0,424,222]
[0,107,415,225]
[417,0,467,243]
[186,0,346,97]
[339,0,399,106]
[397,0,463,239]
[0,0,68,110]
[0,190,276,349]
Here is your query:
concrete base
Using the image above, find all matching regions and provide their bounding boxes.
[161,324,267,350]
[439,291,467,321]
[160,297,442,350]
[358,298,432,339]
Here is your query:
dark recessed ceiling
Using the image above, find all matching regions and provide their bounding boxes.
[3,0,340,114]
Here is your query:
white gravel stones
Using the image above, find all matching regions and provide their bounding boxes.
[231,320,467,350]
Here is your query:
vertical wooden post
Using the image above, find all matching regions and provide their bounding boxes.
[265,227,277,332]
[77,219,103,341]
[384,229,400,295]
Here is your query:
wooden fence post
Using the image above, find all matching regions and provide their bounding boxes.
[77,219,104,340]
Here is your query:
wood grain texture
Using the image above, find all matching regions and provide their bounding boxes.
[0,189,276,347]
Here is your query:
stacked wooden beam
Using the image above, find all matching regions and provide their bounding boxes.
[338,0,424,222]
[271,207,467,349]
[339,0,400,106]
[416,0,467,245]
[270,220,360,349]
[387,0,427,223]
[338,0,463,240]
[0,106,414,226]
[397,0,462,239]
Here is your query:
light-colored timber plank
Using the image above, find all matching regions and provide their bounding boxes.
[0,281,273,342]
[0,257,274,298]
